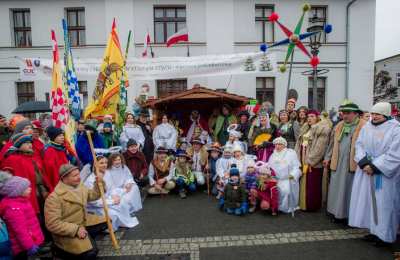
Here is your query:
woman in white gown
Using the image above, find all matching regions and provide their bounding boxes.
[120,112,145,150]
[153,114,178,151]
[81,154,141,231]
[268,137,302,214]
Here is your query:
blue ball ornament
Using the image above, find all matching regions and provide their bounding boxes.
[324,24,333,34]
[260,44,268,52]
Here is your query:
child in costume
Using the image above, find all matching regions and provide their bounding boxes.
[172,150,196,199]
[215,145,234,199]
[219,166,248,216]
[0,176,44,258]
[206,142,222,196]
[244,160,258,213]
[256,161,279,216]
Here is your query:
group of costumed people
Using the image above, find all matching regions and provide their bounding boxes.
[0,97,399,259]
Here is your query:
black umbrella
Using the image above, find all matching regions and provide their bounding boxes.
[12,101,51,114]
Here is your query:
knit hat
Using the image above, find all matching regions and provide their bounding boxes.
[14,119,32,134]
[85,119,98,132]
[237,110,250,119]
[46,126,64,141]
[223,144,233,153]
[127,139,137,147]
[307,110,320,117]
[339,100,362,113]
[103,122,113,130]
[104,114,113,120]
[371,102,391,117]
[0,176,30,197]
[273,137,288,147]
[247,160,256,169]
[232,143,243,153]
[229,166,240,177]
[59,164,79,179]
[287,98,297,105]
[11,133,32,148]
[31,120,42,129]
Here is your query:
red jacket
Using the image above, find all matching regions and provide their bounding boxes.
[0,197,44,255]
[0,152,46,213]
[123,150,148,179]
[42,146,68,191]
[0,140,43,168]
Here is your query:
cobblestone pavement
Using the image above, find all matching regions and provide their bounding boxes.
[96,192,398,260]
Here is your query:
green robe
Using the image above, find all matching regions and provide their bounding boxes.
[214,114,236,145]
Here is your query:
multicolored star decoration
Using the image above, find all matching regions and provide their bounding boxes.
[260,3,333,73]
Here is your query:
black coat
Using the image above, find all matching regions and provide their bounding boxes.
[137,121,154,164]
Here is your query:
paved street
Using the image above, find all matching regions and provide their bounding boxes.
[97,192,398,260]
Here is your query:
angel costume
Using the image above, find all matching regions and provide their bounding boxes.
[119,123,145,150]
[153,123,178,151]
[268,148,301,213]
[81,164,141,230]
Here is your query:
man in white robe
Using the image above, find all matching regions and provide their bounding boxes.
[349,102,400,246]
[268,137,301,214]
[153,119,178,151]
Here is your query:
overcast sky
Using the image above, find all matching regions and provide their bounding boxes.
[375,0,400,60]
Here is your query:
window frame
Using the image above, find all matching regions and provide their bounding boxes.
[153,5,186,44]
[256,77,275,106]
[308,77,327,111]
[65,7,86,46]
[16,81,35,105]
[309,5,328,43]
[11,8,31,47]
[78,81,88,108]
[156,78,187,98]
[255,4,275,43]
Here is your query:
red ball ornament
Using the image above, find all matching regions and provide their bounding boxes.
[310,56,320,68]
[269,12,279,22]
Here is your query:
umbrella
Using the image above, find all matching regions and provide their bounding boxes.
[12,101,51,114]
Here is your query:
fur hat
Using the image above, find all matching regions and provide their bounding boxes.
[14,119,32,134]
[46,126,64,141]
[11,133,32,148]
[0,176,30,197]
[371,102,391,117]
[59,164,79,179]
[273,137,288,147]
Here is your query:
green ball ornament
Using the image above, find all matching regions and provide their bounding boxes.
[303,3,311,12]
[279,65,287,73]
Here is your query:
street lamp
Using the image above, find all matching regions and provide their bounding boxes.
[307,14,324,110]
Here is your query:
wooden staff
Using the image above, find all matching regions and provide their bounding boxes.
[205,167,210,196]
[86,131,120,251]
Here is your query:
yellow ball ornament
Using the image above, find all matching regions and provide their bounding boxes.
[303,3,311,12]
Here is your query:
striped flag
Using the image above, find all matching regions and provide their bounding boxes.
[142,31,151,57]
[62,19,81,120]
[166,28,188,47]
[51,30,77,157]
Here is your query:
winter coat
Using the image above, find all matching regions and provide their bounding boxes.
[0,127,10,150]
[137,121,154,164]
[43,145,69,192]
[223,183,247,209]
[100,132,119,148]
[0,197,44,255]
[295,120,331,168]
[123,150,148,179]
[1,152,49,213]
[44,181,105,255]
[76,132,105,166]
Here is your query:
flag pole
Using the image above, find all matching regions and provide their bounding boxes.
[86,131,120,251]
[186,43,190,57]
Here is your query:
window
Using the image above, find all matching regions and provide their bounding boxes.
[308,77,326,111]
[157,79,187,98]
[66,8,86,46]
[256,77,275,106]
[397,73,400,87]
[78,81,88,108]
[255,5,274,43]
[12,9,31,47]
[309,6,327,43]
[16,82,35,105]
[154,6,186,43]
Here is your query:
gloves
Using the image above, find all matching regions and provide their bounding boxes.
[218,198,225,210]
[27,245,39,256]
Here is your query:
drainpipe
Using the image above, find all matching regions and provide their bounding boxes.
[345,0,357,99]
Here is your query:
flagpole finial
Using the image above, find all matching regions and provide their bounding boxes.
[112,18,116,29]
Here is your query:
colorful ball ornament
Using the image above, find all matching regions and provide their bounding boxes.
[279,65,287,73]
[310,56,320,68]
[260,44,268,52]
[268,12,279,23]
[302,3,311,12]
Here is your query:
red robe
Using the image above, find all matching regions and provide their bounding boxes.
[42,146,68,191]
[1,152,45,213]
[183,116,210,141]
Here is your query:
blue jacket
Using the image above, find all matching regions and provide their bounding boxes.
[76,132,105,166]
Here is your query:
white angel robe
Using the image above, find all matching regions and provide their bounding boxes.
[268,148,302,214]
[120,123,145,150]
[349,119,400,243]
[81,164,141,230]
[153,123,178,150]
[231,157,251,179]
[216,157,234,183]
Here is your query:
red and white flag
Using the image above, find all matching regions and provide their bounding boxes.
[142,32,151,57]
[166,28,188,47]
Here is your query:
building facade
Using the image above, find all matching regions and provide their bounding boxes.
[374,54,400,107]
[0,0,375,117]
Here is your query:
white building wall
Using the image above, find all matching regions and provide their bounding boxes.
[0,0,376,117]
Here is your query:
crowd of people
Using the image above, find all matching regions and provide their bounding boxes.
[0,98,398,259]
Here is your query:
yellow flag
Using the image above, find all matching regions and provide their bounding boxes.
[84,19,124,119]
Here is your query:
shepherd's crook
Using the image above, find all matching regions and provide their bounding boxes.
[86,131,120,251]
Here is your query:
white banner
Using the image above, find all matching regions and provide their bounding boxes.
[18,52,276,81]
